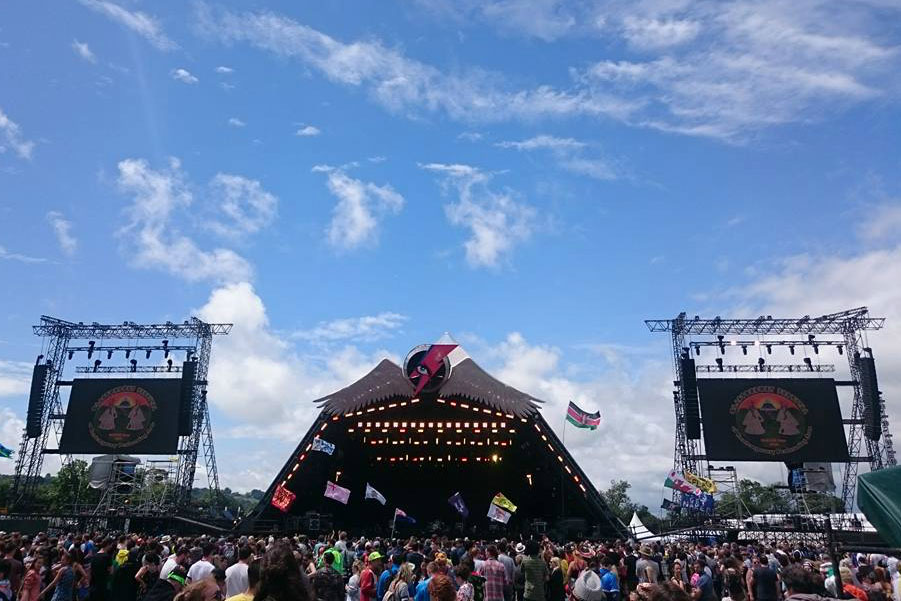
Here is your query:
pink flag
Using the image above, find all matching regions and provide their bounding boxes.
[324,480,351,504]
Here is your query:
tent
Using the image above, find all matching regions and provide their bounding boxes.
[628,511,660,541]
[858,465,901,547]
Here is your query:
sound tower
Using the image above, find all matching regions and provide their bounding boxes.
[680,357,701,439]
[26,363,50,438]
[179,360,197,436]
[857,354,881,441]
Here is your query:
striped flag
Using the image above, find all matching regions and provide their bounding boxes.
[394,508,416,523]
[566,401,601,429]
[324,481,351,504]
[0,442,12,459]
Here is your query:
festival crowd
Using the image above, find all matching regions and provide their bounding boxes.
[0,530,899,601]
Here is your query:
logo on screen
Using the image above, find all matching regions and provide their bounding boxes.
[729,385,812,456]
[89,385,157,448]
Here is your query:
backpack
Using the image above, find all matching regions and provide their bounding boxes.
[469,574,486,601]
[383,581,398,601]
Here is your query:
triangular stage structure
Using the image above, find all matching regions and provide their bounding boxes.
[243,339,627,538]
[627,511,659,541]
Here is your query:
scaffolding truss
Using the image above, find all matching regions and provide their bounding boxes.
[646,307,895,511]
[12,316,231,514]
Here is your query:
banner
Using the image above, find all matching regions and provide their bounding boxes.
[324,481,351,504]
[803,463,836,494]
[271,483,296,512]
[492,493,517,513]
[487,504,512,524]
[448,492,469,518]
[684,471,717,494]
[59,378,182,454]
[394,508,416,523]
[681,491,714,514]
[566,401,601,430]
[698,379,849,462]
[664,470,702,496]
[661,499,681,513]
[312,437,336,455]
[0,443,12,459]
[365,483,387,505]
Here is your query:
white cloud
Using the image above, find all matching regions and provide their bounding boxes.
[496,135,585,151]
[0,360,32,397]
[78,0,176,51]
[858,204,901,243]
[294,312,408,343]
[0,107,35,160]
[71,39,97,63]
[207,173,278,237]
[415,0,580,42]
[171,68,199,84]
[46,211,77,256]
[421,163,536,268]
[497,134,618,180]
[295,125,321,137]
[0,245,46,263]
[0,406,25,475]
[227,117,245,127]
[320,169,404,250]
[457,132,483,142]
[215,65,234,74]
[621,17,701,50]
[115,157,253,283]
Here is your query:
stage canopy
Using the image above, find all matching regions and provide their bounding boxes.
[245,338,626,538]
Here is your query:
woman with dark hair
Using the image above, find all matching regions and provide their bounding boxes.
[254,542,313,601]
[454,565,473,601]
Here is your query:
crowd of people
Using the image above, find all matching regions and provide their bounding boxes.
[0,529,899,601]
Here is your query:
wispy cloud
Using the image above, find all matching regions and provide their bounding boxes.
[171,68,198,84]
[71,39,96,63]
[46,211,77,256]
[227,117,246,127]
[293,312,408,343]
[496,134,617,180]
[319,168,404,250]
[78,0,176,51]
[0,245,46,264]
[295,125,321,137]
[420,163,535,268]
[207,173,278,237]
[0,107,35,160]
[215,65,234,74]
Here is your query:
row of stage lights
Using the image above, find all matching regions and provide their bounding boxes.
[350,420,513,434]
[693,334,844,356]
[69,340,191,361]
[364,438,513,447]
[375,454,504,463]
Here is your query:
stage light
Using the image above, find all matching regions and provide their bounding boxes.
[107,350,113,360]
[837,345,844,355]
[167,358,173,372]
[717,335,725,354]
[730,340,737,346]
[93,359,102,372]
[741,345,748,355]
[87,340,95,359]
[125,349,131,359]
[68,351,74,360]
[130,359,137,372]
[715,358,724,372]
[335,470,342,481]
[146,350,152,359]
[804,357,813,371]
[758,358,765,370]
[695,346,701,356]
[492,454,498,462]
[162,339,170,358]
[808,334,816,342]
[789,345,795,355]
[813,344,819,354]
[766,345,772,355]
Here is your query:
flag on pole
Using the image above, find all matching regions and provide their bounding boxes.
[661,499,681,512]
[491,493,517,513]
[663,470,702,496]
[0,443,12,459]
[487,504,512,524]
[448,492,469,518]
[324,481,351,504]
[365,483,387,505]
[394,508,416,523]
[684,471,717,493]
[566,401,601,429]
[271,484,296,512]
[311,437,336,455]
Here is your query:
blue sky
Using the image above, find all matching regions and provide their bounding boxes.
[2,0,901,508]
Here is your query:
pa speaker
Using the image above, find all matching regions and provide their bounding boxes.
[680,358,701,439]
[26,363,50,438]
[178,360,197,436]
[857,355,881,440]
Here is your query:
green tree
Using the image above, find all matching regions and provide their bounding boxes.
[600,480,661,531]
[48,459,95,511]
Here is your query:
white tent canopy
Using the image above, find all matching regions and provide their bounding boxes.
[628,511,660,541]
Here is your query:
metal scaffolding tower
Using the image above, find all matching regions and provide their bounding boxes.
[12,316,231,513]
[646,307,894,511]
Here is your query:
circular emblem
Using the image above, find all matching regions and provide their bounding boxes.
[403,344,453,395]
[89,385,157,449]
[729,385,811,456]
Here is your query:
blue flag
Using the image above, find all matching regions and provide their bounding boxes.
[311,437,335,455]
[0,443,12,459]
[448,491,469,518]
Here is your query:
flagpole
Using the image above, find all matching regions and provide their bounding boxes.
[561,411,567,517]
[391,510,397,540]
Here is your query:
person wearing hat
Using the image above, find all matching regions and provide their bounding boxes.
[572,568,605,601]
[636,547,658,585]
[361,552,383,601]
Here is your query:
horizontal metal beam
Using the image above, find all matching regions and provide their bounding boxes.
[66,344,195,352]
[33,316,232,339]
[646,307,884,335]
[74,366,185,374]
[696,364,835,373]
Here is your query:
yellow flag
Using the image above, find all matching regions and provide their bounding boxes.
[492,493,517,513]
[684,471,717,494]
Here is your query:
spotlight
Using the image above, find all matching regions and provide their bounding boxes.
[837,345,844,356]
[808,334,816,342]
[717,335,725,354]
[813,344,819,354]
[741,345,748,356]
[167,358,173,372]
[125,349,131,359]
[789,345,795,355]
[766,345,772,355]
[803,357,813,371]
[36,354,44,365]
[758,357,765,370]
[146,350,152,360]
[87,340,95,359]
[695,346,701,356]
[162,339,170,359]
[107,350,113,360]
[68,350,74,360]
[130,359,137,372]
[93,359,102,372]
[715,357,724,372]
[526,474,533,486]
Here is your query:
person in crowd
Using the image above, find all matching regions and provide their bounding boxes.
[137,552,162,598]
[346,560,363,601]
[429,575,456,601]
[162,548,188,582]
[521,541,548,601]
[455,565,475,601]
[748,554,781,601]
[547,558,565,601]
[781,564,825,601]
[254,541,313,601]
[3,544,23,596]
[497,543,516,601]
[226,560,260,601]
[690,559,716,601]
[187,545,216,584]
[361,553,383,601]
[415,561,440,601]
[379,555,403,601]
[571,567,604,601]
[89,538,116,601]
[600,554,621,601]
[18,556,43,601]
[311,549,344,601]
[0,559,13,601]
[513,554,525,601]
[637,548,659,586]
[173,579,222,601]
[482,546,508,601]
[225,547,252,599]
[43,550,88,601]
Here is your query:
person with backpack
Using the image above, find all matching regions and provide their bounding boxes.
[385,564,414,601]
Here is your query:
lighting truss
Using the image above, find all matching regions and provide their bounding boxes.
[74,366,185,374]
[645,307,884,336]
[695,364,836,373]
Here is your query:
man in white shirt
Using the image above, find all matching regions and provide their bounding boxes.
[225,546,252,598]
[187,544,216,583]
[161,547,187,580]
